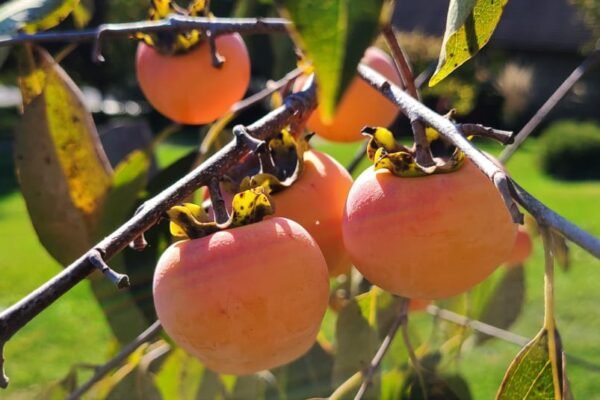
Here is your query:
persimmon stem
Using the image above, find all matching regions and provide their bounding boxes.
[207,30,225,68]
[382,24,435,169]
[208,177,229,225]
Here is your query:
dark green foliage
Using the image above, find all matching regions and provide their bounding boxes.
[540,120,600,180]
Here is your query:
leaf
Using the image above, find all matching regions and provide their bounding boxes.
[98,150,150,235]
[72,0,93,28]
[429,0,509,86]
[401,370,471,400]
[496,328,568,399]
[14,46,112,265]
[333,288,381,395]
[474,266,525,344]
[279,342,334,398]
[0,0,79,34]
[550,230,570,272]
[154,347,207,400]
[277,0,384,121]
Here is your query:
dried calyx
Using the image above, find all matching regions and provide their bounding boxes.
[167,128,311,239]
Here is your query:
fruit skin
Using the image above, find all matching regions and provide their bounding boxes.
[136,34,250,125]
[153,217,329,375]
[505,226,533,266]
[271,150,353,276]
[299,47,402,142]
[342,159,518,299]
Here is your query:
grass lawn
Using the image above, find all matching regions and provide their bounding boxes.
[0,136,599,398]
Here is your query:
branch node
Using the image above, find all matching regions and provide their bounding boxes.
[129,204,149,251]
[91,27,107,63]
[207,31,225,69]
[233,125,265,152]
[89,250,130,289]
[459,124,515,145]
[493,173,524,224]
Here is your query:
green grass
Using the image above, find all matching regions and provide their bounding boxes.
[1,137,600,398]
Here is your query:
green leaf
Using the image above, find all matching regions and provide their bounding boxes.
[0,0,79,34]
[401,370,471,400]
[277,0,384,121]
[474,266,525,344]
[496,328,567,399]
[98,149,150,235]
[14,46,112,265]
[429,0,509,86]
[278,342,334,398]
[154,348,207,400]
[381,369,405,400]
[332,288,381,396]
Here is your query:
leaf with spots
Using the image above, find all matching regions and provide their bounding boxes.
[0,0,79,34]
[276,0,385,121]
[496,328,569,399]
[14,46,112,265]
[429,0,509,87]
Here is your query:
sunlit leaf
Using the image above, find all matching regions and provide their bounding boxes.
[277,0,384,121]
[14,47,112,265]
[429,0,509,86]
[496,328,567,399]
[0,0,79,34]
[154,347,207,400]
[72,0,93,28]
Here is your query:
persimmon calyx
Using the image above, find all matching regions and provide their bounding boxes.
[362,126,466,177]
[167,186,274,240]
[135,0,212,54]
[237,128,310,194]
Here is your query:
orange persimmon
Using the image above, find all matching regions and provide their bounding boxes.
[153,217,329,375]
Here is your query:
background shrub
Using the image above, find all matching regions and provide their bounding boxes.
[539,120,600,180]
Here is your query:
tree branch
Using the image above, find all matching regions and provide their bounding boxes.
[0,16,290,47]
[499,49,600,163]
[354,298,409,399]
[0,81,316,389]
[67,321,163,400]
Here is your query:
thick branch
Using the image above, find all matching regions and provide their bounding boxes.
[67,321,162,400]
[0,16,290,47]
[0,82,316,389]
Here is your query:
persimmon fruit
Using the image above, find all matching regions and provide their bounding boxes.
[270,150,353,276]
[342,159,518,299]
[297,47,402,142]
[505,226,533,266]
[153,217,329,375]
[136,33,250,125]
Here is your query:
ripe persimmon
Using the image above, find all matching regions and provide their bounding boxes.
[505,226,533,266]
[270,150,353,276]
[342,159,517,299]
[136,33,250,124]
[153,217,329,375]
[298,47,402,142]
